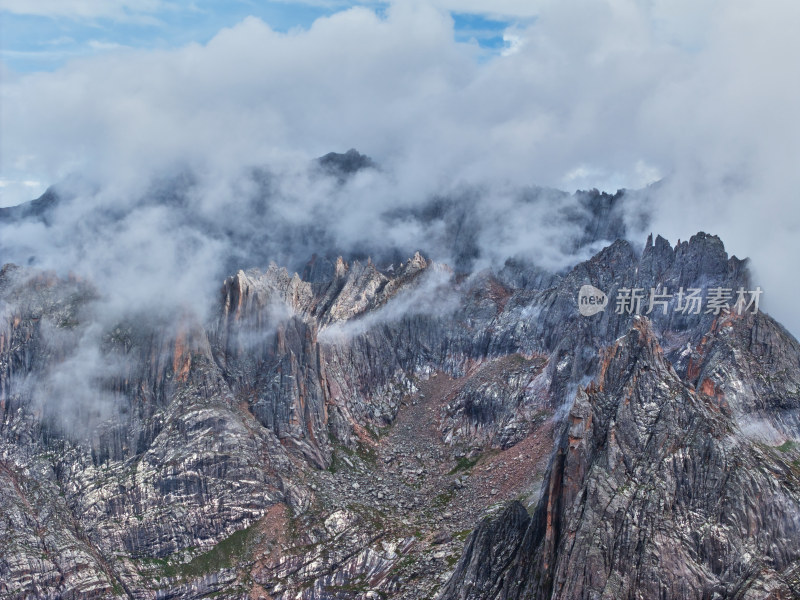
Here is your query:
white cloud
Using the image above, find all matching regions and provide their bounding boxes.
[426,0,541,19]
[0,0,167,20]
[0,179,46,206]
[500,32,525,56]
[87,40,128,51]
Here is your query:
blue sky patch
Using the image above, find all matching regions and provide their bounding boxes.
[0,1,520,73]
[451,12,509,51]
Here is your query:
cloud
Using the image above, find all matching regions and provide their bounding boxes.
[500,31,525,56]
[0,0,168,20]
[32,321,129,437]
[427,0,540,19]
[0,0,798,336]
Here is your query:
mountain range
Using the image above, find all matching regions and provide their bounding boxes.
[0,152,798,599]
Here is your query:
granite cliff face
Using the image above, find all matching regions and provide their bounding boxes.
[440,316,800,599]
[1,225,799,599]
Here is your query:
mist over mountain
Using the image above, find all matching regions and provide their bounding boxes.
[2,154,799,600]
[3,1,799,334]
[0,149,650,323]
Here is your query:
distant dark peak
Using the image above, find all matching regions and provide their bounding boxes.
[589,238,637,265]
[575,186,625,198]
[315,149,377,178]
[687,231,723,246]
[301,253,340,283]
[572,189,630,252]
[0,187,60,225]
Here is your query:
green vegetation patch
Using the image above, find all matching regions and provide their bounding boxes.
[180,524,258,577]
[448,455,479,475]
[432,490,454,509]
[139,522,261,583]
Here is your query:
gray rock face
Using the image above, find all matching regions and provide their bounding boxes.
[439,318,800,600]
[0,230,798,599]
[0,265,304,597]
